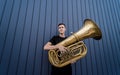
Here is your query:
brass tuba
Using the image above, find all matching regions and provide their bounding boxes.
[48,19,102,67]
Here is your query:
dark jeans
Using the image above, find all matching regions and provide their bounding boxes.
[51,64,72,75]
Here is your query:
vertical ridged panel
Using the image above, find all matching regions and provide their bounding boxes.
[0,0,120,75]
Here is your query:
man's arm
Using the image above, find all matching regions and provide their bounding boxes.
[44,42,67,52]
[44,42,58,50]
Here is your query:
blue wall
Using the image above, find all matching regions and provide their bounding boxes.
[0,0,120,75]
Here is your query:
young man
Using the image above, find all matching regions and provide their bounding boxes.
[44,23,72,75]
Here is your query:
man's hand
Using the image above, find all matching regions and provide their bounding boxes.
[55,45,76,64]
[55,45,67,53]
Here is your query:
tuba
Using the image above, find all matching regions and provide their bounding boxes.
[48,19,102,67]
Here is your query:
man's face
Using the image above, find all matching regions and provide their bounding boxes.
[58,25,66,34]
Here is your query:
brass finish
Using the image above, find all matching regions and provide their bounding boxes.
[48,19,102,67]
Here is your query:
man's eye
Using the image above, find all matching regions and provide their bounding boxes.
[59,27,64,29]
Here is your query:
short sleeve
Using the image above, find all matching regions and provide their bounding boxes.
[49,36,56,45]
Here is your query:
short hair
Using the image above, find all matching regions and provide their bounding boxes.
[58,23,66,27]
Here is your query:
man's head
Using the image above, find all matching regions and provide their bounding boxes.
[58,23,66,34]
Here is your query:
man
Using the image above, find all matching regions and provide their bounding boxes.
[44,23,72,75]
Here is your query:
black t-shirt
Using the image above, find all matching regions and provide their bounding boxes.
[49,35,67,45]
[49,35,72,75]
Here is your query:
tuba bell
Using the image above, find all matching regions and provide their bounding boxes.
[48,19,102,67]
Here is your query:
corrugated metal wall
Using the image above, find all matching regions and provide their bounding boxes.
[0,0,120,75]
